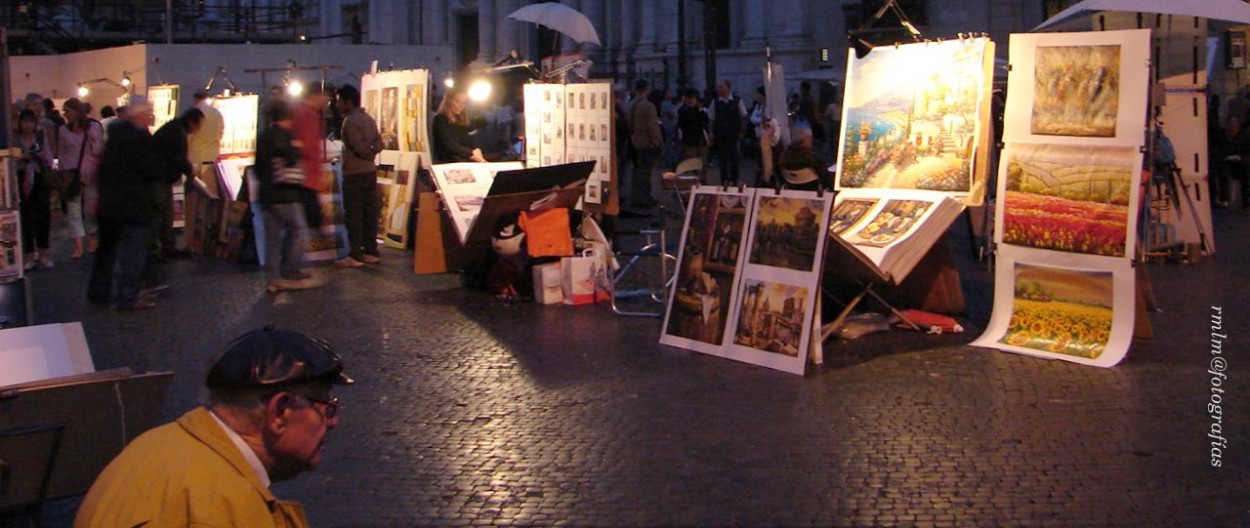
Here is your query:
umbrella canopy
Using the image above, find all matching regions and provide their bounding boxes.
[1037,0,1250,31]
[508,2,601,46]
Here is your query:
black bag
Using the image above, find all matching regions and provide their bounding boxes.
[56,123,92,198]
[56,169,83,198]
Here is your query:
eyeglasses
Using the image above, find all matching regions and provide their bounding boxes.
[301,395,341,419]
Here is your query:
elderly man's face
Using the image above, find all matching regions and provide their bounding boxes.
[268,384,340,481]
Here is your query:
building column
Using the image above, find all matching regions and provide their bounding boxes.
[741,0,766,47]
[495,0,520,60]
[579,0,606,69]
[638,0,658,53]
[479,0,498,64]
[424,0,449,45]
[772,0,811,49]
[619,1,638,60]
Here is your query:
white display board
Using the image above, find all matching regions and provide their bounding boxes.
[524,83,615,207]
[148,84,180,134]
[660,187,833,376]
[0,323,94,388]
[212,94,260,155]
[973,29,1151,368]
[360,68,431,161]
[428,161,524,244]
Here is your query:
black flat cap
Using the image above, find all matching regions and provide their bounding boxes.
[207,326,354,390]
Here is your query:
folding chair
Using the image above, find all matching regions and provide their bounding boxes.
[662,158,704,216]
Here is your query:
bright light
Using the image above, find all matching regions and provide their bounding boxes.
[467,79,492,103]
[77,85,89,97]
[287,80,305,98]
[444,77,456,89]
[120,74,132,87]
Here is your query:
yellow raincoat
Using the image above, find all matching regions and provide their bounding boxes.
[74,407,309,528]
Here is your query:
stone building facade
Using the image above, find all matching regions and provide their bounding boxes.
[316,0,1057,93]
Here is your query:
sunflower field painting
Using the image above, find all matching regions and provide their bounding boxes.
[1000,144,1135,257]
[1000,263,1113,359]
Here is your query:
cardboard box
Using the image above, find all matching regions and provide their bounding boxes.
[532,262,564,304]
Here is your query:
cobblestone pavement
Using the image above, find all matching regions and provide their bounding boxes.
[20,199,1250,527]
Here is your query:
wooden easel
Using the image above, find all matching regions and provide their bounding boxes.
[813,236,967,363]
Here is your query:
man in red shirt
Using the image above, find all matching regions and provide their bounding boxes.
[290,84,330,239]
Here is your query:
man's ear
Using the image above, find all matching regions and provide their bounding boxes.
[265,391,293,434]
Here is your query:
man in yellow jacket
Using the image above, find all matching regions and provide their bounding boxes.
[74,326,353,527]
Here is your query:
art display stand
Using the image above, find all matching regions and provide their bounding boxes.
[416,162,593,273]
[414,191,449,274]
[0,368,173,498]
[660,187,834,375]
[0,323,173,498]
[973,29,1152,368]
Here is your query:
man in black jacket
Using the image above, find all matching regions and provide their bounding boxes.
[150,108,204,260]
[89,97,160,310]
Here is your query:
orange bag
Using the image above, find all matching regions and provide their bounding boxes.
[518,208,574,258]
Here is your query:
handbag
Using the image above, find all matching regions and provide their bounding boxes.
[56,124,92,198]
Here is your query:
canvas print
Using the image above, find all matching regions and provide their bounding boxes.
[1031,45,1120,137]
[747,196,826,272]
[405,83,426,152]
[364,90,379,127]
[828,198,878,236]
[664,193,750,346]
[148,85,180,133]
[846,199,931,248]
[444,168,476,185]
[732,279,810,358]
[1000,144,1136,257]
[0,210,21,280]
[380,87,399,150]
[838,39,989,195]
[377,180,393,236]
[999,263,1113,359]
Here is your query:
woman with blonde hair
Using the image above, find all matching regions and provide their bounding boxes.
[431,87,486,163]
[56,98,104,259]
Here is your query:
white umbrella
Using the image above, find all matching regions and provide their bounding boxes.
[508,2,601,46]
[1036,0,1250,31]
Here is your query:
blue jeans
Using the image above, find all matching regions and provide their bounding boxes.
[89,218,150,307]
[261,202,309,284]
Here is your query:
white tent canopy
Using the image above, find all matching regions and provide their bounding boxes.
[1036,0,1250,31]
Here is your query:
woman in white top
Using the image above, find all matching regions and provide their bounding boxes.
[56,98,105,259]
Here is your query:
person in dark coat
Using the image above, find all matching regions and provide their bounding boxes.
[88,97,159,310]
[149,108,204,260]
[431,87,487,163]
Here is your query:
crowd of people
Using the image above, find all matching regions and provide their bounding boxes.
[614,78,844,213]
[7,76,848,307]
[9,83,390,308]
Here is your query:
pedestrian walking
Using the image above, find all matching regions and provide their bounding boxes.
[88,97,158,310]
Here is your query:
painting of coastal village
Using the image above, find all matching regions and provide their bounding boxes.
[837,39,990,200]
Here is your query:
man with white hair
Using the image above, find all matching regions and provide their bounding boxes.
[778,125,829,191]
[88,96,159,310]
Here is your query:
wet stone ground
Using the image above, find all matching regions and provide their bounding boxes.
[17,197,1250,527]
